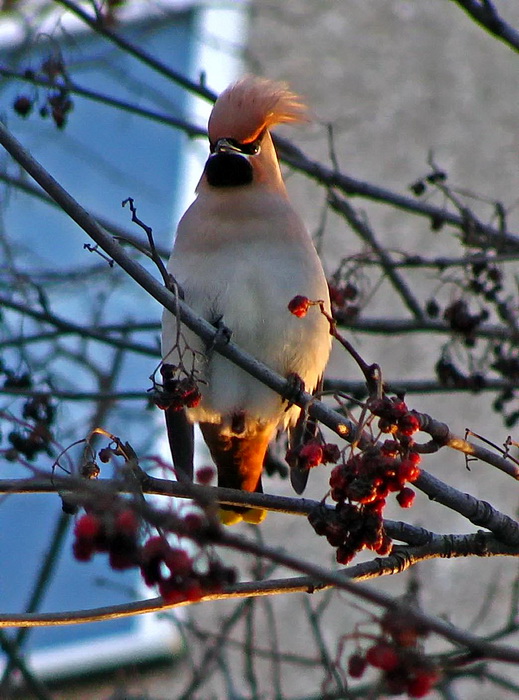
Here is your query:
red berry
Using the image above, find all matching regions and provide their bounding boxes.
[365,498,386,515]
[398,413,421,436]
[140,536,169,586]
[407,671,438,697]
[183,386,201,408]
[153,395,171,410]
[142,536,168,559]
[347,653,367,678]
[343,282,358,300]
[164,548,192,577]
[328,285,346,307]
[408,451,421,465]
[336,545,356,565]
[374,534,393,556]
[381,610,425,647]
[396,487,416,508]
[329,464,346,489]
[183,512,205,533]
[196,466,215,485]
[322,443,341,464]
[115,508,139,535]
[158,580,185,604]
[74,513,102,540]
[378,418,397,434]
[398,459,420,483]
[109,549,135,570]
[391,399,408,418]
[73,538,94,562]
[365,642,400,671]
[299,442,324,468]
[288,295,311,318]
[184,582,203,602]
[380,440,400,457]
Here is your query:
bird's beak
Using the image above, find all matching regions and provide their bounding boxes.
[214,138,243,155]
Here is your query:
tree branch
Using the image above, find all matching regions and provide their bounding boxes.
[0,119,354,442]
[0,295,157,357]
[0,522,518,668]
[452,0,519,54]
[327,191,425,320]
[54,0,217,101]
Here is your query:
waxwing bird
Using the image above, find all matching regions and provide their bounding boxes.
[161,76,331,524]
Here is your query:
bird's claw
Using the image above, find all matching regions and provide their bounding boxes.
[284,372,306,408]
[208,316,232,353]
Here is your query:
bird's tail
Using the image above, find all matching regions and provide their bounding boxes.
[200,422,272,525]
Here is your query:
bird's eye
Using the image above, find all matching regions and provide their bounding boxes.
[239,130,265,155]
[239,138,261,155]
[225,137,261,156]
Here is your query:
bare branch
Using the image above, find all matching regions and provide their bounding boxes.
[0,119,354,442]
[452,0,519,54]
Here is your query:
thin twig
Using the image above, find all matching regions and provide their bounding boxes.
[328,191,425,320]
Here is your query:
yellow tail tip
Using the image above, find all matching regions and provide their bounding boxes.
[218,507,267,526]
[242,508,267,525]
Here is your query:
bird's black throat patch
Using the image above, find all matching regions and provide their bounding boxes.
[204,152,253,188]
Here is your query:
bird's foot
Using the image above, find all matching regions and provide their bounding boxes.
[209,315,232,350]
[284,372,306,408]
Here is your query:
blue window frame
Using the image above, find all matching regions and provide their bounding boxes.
[0,0,248,682]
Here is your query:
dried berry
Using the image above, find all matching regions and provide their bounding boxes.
[13,95,33,117]
[347,653,367,678]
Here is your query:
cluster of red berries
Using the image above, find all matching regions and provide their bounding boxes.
[73,507,140,570]
[435,355,486,392]
[442,298,489,347]
[153,364,202,411]
[328,280,360,322]
[140,535,236,604]
[13,56,73,129]
[347,611,440,697]
[285,439,340,471]
[309,397,422,564]
[331,441,420,511]
[309,500,392,565]
[348,642,440,697]
[73,507,237,604]
[369,396,421,437]
[5,391,55,462]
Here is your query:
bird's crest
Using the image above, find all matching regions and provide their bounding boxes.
[208,76,307,145]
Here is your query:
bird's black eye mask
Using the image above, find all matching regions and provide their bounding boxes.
[208,130,265,156]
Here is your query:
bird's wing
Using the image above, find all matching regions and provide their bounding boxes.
[164,406,194,482]
[288,375,323,494]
